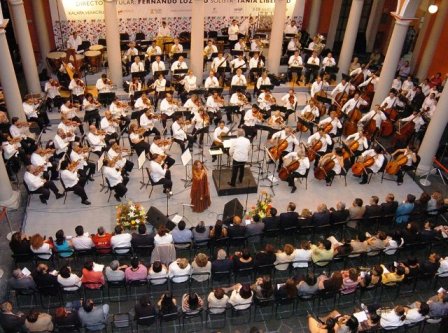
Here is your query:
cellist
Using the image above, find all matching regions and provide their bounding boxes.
[318,147,344,186]
[358,146,385,185]
[345,129,369,163]
[318,111,342,138]
[307,128,332,167]
[310,76,329,98]
[390,145,417,185]
[359,104,387,139]
[283,149,310,193]
[270,126,299,171]
[298,99,320,134]
[397,111,426,146]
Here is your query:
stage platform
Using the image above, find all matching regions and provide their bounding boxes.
[212,167,258,196]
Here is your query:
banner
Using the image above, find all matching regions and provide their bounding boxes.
[49,0,305,47]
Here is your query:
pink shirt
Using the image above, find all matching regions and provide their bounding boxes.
[125,264,148,282]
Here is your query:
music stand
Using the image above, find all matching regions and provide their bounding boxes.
[133,90,150,100]
[324,66,339,74]
[153,70,169,79]
[173,68,188,78]
[98,92,116,106]
[284,33,296,39]
[172,52,188,61]
[208,87,223,95]
[260,147,279,195]
[315,95,332,105]
[180,149,192,188]
[230,85,246,92]
[259,84,274,92]
[189,89,206,96]
[305,63,320,72]
[131,109,146,121]
[250,68,263,78]
[231,50,244,57]
[210,52,218,59]
[131,71,147,80]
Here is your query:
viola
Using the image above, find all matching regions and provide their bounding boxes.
[385,154,408,175]
[351,156,374,176]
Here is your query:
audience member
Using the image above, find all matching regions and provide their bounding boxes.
[191,253,211,282]
[171,220,193,243]
[207,288,229,313]
[111,225,132,253]
[81,261,105,289]
[91,226,112,254]
[279,202,299,229]
[131,223,154,247]
[8,268,36,290]
[192,221,210,242]
[148,261,168,284]
[25,309,53,332]
[134,295,157,326]
[105,260,127,281]
[78,299,109,331]
[168,258,191,283]
[54,229,74,257]
[125,257,148,282]
[154,226,173,246]
[71,225,94,250]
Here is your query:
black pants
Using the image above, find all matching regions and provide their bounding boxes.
[288,68,302,82]
[361,168,374,183]
[68,116,84,135]
[174,137,194,153]
[72,94,84,105]
[397,165,412,183]
[144,127,161,137]
[230,160,246,185]
[29,114,49,131]
[209,111,222,126]
[84,110,101,128]
[305,69,318,84]
[276,150,290,170]
[105,133,119,145]
[20,138,37,155]
[113,176,129,198]
[287,171,307,186]
[163,155,176,169]
[325,170,336,184]
[79,162,96,179]
[192,126,209,145]
[68,177,88,201]
[123,160,134,174]
[154,170,172,190]
[35,180,61,201]
[133,141,150,157]
[47,96,63,112]
[161,114,175,130]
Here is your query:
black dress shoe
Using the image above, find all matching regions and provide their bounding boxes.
[227,182,235,187]
[40,196,47,204]
[55,193,64,199]
[359,180,367,185]
[291,186,297,193]
[82,200,91,205]
[114,194,122,202]
[88,177,95,182]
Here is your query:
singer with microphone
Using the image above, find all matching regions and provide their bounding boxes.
[190,160,211,213]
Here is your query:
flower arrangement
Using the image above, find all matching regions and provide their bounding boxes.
[116,201,146,230]
[248,191,272,219]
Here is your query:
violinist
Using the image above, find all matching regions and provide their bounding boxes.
[128,77,142,101]
[229,90,249,122]
[307,128,332,167]
[70,143,95,181]
[149,154,173,194]
[281,89,298,119]
[68,73,86,104]
[206,91,224,126]
[103,158,129,202]
[159,93,178,129]
[184,94,202,119]
[172,115,194,153]
[255,71,271,93]
[152,73,167,106]
[139,109,161,137]
[318,147,344,186]
[23,96,49,132]
[211,120,230,162]
[318,111,342,138]
[53,128,70,157]
[298,99,320,134]
[61,100,84,135]
[1,134,26,173]
[305,51,320,84]
[30,147,58,181]
[390,145,417,185]
[310,76,329,98]
[128,123,150,157]
[283,149,310,193]
[359,104,387,138]
[44,78,62,112]
[191,108,210,146]
[9,117,37,155]
[109,97,131,131]
[257,89,276,113]
[100,110,119,144]
[270,126,299,170]
[150,136,175,169]
[243,104,262,142]
[60,160,91,205]
[288,50,303,83]
[341,93,368,115]
[95,74,112,93]
[358,146,385,185]
[87,125,107,156]
[107,143,134,176]
[267,110,285,134]
[134,93,153,111]
[23,165,63,204]
[82,93,101,128]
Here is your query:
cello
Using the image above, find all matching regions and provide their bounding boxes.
[268,130,296,161]
[351,155,375,176]
[342,106,362,136]
[278,156,300,181]
[385,154,408,175]
[306,139,323,162]
[314,155,335,180]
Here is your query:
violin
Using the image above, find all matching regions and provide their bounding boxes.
[15,121,32,128]
[351,155,375,176]
[314,155,335,180]
[76,79,85,88]
[67,160,79,172]
[50,79,60,87]
[252,109,264,121]
[32,165,45,176]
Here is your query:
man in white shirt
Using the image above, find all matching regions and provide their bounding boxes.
[341,93,368,115]
[44,79,62,112]
[22,97,50,132]
[60,160,90,205]
[130,56,145,73]
[111,225,133,253]
[103,159,129,201]
[228,19,239,49]
[100,110,119,145]
[345,130,369,158]
[150,136,175,169]
[321,52,337,80]
[307,128,332,166]
[228,128,251,187]
[87,125,107,155]
[211,120,230,160]
[359,104,387,130]
[381,90,398,110]
[359,146,385,184]
[180,70,197,103]
[53,128,70,157]
[281,89,298,119]
[211,52,228,83]
[139,108,161,137]
[310,76,329,98]
[157,21,171,37]
[256,71,271,93]
[172,115,194,152]
[171,56,188,72]
[9,117,37,154]
[107,143,134,175]
[271,126,300,170]
[230,54,247,73]
[169,38,184,56]
[283,150,310,193]
[30,147,58,181]
[331,78,355,98]
[203,40,218,61]
[151,55,165,75]
[242,104,262,142]
[305,51,320,84]
[159,93,178,129]
[288,50,303,83]
[299,99,320,134]
[231,68,247,93]
[23,165,63,204]
[67,31,83,53]
[284,20,298,35]
[318,111,342,138]
[146,40,162,58]
[287,37,300,51]
[204,71,220,90]
[96,74,112,93]
[149,155,173,193]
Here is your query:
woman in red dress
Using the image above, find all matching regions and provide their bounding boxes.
[190,160,211,213]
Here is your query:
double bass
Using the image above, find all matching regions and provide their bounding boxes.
[342,106,362,136]
[391,110,425,145]
[362,110,378,140]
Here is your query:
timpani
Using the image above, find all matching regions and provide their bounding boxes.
[85,50,102,73]
[46,51,66,72]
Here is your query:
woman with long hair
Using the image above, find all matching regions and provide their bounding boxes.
[190,160,211,212]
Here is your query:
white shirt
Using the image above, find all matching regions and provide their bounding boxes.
[171,60,188,72]
[243,109,259,127]
[381,96,398,109]
[292,248,312,267]
[283,154,310,176]
[154,233,174,246]
[392,79,402,91]
[103,165,123,187]
[150,143,165,156]
[341,97,368,114]
[111,233,132,251]
[151,60,165,75]
[322,57,336,68]
[160,98,177,116]
[140,113,156,130]
[256,76,271,90]
[153,78,166,92]
[71,234,94,250]
[67,35,82,51]
[60,104,78,119]
[70,150,88,169]
[61,169,79,188]
[213,126,230,143]
[204,76,220,89]
[58,274,81,290]
[310,80,328,97]
[360,109,387,128]
[319,117,342,136]
[24,171,45,191]
[361,149,384,173]
[331,82,354,97]
[228,24,239,41]
[400,114,425,132]
[44,82,61,99]
[380,309,404,328]
[288,55,303,68]
[230,58,246,70]
[107,147,127,170]
[231,74,247,86]
[307,133,332,152]
[69,79,85,96]
[287,39,299,51]
[23,102,38,119]
[31,152,51,170]
[53,134,69,155]
[229,136,251,162]
[307,56,320,66]
[402,80,414,91]
[170,43,183,54]
[281,94,297,110]
[2,142,19,160]
[346,132,369,151]
[100,117,117,134]
[9,125,25,139]
[172,121,187,141]
[146,45,162,55]
[157,25,171,37]
[300,104,320,118]
[284,24,298,35]
[181,75,197,92]
[203,45,218,59]
[149,160,166,183]
[249,57,264,69]
[130,61,144,73]
[212,57,227,71]
[272,130,299,152]
[87,132,106,152]
[96,79,111,93]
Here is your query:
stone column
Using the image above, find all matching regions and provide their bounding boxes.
[104,0,123,88]
[31,0,51,71]
[417,84,448,175]
[8,0,41,94]
[307,0,322,38]
[365,0,385,52]
[409,12,431,72]
[190,0,204,80]
[337,0,364,78]
[0,155,20,209]
[0,20,25,120]
[267,0,287,74]
[416,0,448,80]
[325,0,342,50]
[371,17,410,106]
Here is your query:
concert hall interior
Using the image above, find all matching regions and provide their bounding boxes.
[0,0,448,332]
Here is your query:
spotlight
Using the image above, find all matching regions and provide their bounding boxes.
[428,4,439,14]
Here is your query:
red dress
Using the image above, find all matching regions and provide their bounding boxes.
[190,169,211,213]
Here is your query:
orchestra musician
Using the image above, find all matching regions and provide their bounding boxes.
[172,115,194,152]
[341,93,368,115]
[130,56,145,73]
[100,110,120,144]
[203,40,218,62]
[287,37,300,52]
[9,117,37,154]
[86,125,107,156]
[107,143,134,176]
[345,129,369,160]
[134,92,153,111]
[68,73,85,104]
[53,128,70,158]
[152,73,167,106]
[110,97,131,131]
[170,55,188,72]
[318,111,342,138]
[283,149,310,193]
[228,128,251,187]
[230,54,247,73]
[358,146,385,185]
[257,89,276,114]
[230,68,247,93]
[288,50,303,83]
[159,93,178,130]
[169,38,184,58]
[204,71,220,90]
[57,117,79,143]
[30,147,58,181]
[96,74,113,93]
[390,145,417,185]
[349,57,362,75]
[123,41,139,66]
[229,90,249,125]
[139,108,161,137]
[359,104,387,138]
[307,128,332,167]
[321,52,337,79]
[149,154,173,194]
[206,91,224,126]
[180,69,198,104]
[318,148,344,186]
[250,36,263,53]
[255,71,271,96]
[284,20,299,35]
[1,134,27,174]
[24,165,63,204]
[240,16,257,39]
[60,160,91,205]
[128,77,142,102]
[183,94,202,120]
[242,104,262,142]
[281,89,298,120]
[191,107,210,146]
[249,52,264,83]
[380,90,398,110]
[157,21,171,37]
[61,100,84,135]
[310,76,329,98]
[331,78,355,98]
[70,143,95,181]
[83,93,102,128]
[233,38,247,52]
[151,55,166,76]
[298,99,320,134]
[65,31,83,69]
[392,75,402,92]
[150,136,175,169]
[146,40,162,58]
[211,52,228,84]
[128,123,150,157]
[402,76,414,94]
[305,51,320,84]
[211,120,230,162]
[44,78,63,112]
[103,158,129,202]
[23,96,49,132]
[358,72,380,92]
[228,19,239,49]
[270,126,299,170]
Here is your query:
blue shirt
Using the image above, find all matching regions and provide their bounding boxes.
[395,202,414,224]
[55,240,73,257]
[171,227,193,243]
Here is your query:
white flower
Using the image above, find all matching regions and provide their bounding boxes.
[129,211,135,218]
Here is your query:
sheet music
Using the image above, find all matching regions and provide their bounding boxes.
[137,151,146,170]
[97,152,105,172]
[181,148,192,166]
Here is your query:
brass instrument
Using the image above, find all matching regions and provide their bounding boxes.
[203,46,213,57]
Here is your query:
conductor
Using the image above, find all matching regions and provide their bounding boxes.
[228,128,251,187]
